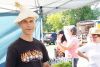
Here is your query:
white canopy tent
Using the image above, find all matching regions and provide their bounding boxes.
[0,0,99,14]
[0,0,98,41]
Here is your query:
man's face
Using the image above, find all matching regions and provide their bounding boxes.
[92,34,100,43]
[19,17,35,35]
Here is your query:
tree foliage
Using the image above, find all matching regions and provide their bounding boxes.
[62,6,97,25]
[44,12,64,32]
[43,6,100,32]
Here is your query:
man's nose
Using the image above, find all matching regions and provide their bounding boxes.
[27,22,32,26]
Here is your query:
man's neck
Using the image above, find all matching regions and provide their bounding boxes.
[20,34,33,42]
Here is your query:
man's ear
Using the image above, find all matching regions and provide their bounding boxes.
[17,22,21,27]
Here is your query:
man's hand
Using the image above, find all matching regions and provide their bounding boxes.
[43,61,51,67]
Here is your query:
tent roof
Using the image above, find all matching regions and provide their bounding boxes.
[0,0,99,15]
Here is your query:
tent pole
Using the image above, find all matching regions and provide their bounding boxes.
[39,6,44,42]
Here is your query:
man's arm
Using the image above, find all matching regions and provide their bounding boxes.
[40,43,51,67]
[77,50,89,61]
[43,62,51,67]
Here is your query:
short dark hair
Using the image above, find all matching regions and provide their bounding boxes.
[70,27,77,35]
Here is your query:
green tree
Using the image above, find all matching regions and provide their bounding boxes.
[46,12,64,32]
[62,6,97,25]
[44,6,100,32]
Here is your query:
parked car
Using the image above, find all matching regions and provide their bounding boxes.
[43,32,57,45]
[43,33,51,45]
[50,32,57,45]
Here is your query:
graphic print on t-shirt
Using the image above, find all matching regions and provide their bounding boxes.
[21,50,43,63]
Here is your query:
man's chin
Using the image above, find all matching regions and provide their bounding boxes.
[25,33,33,35]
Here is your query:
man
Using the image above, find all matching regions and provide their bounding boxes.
[77,27,100,67]
[6,2,50,67]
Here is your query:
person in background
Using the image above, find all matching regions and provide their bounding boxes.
[58,26,79,67]
[86,27,93,43]
[77,27,100,67]
[55,30,67,57]
[6,2,50,67]
[50,32,57,45]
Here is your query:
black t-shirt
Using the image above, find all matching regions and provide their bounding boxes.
[6,38,49,67]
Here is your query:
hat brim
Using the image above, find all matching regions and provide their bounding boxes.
[14,8,39,23]
[90,28,100,34]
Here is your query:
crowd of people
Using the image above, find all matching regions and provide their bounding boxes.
[55,26,79,67]
[55,25,100,67]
